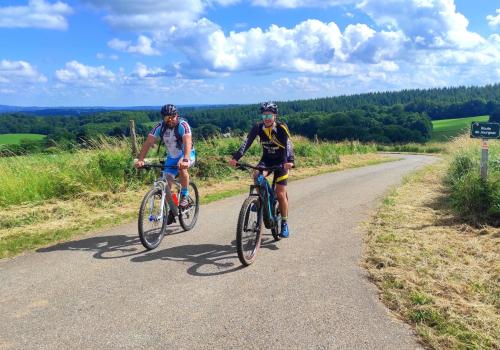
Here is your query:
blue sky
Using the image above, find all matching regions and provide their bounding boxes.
[0,0,498,106]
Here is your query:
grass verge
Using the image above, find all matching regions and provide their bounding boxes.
[364,161,499,349]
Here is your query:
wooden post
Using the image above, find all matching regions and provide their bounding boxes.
[480,139,488,180]
[129,120,139,157]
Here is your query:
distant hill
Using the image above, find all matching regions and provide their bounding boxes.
[0,104,237,116]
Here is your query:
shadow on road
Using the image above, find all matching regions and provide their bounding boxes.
[36,226,184,260]
[37,228,280,276]
[130,235,280,277]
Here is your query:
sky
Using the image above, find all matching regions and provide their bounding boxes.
[0,0,498,107]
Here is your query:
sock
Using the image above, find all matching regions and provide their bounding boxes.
[181,188,189,197]
[282,216,288,222]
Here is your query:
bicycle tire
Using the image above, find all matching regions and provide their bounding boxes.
[178,181,200,231]
[236,196,263,266]
[271,201,282,241]
[138,188,168,250]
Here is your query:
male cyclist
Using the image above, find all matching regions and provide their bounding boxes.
[229,102,294,238]
[135,104,195,208]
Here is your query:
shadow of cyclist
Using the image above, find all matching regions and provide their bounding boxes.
[130,241,242,276]
[36,226,184,260]
[130,236,280,276]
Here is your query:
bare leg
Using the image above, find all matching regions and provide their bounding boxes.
[276,184,288,218]
[179,169,189,190]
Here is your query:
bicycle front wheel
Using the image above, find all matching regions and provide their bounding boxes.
[138,188,167,250]
[236,196,263,266]
[178,181,200,231]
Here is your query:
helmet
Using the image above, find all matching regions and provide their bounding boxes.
[260,101,278,114]
[160,104,177,116]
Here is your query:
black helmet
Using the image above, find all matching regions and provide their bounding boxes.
[160,104,177,116]
[260,101,278,114]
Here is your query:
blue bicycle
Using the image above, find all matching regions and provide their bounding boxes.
[235,163,284,266]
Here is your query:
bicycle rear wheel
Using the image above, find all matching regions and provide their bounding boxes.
[138,188,167,250]
[236,196,263,266]
[178,181,200,231]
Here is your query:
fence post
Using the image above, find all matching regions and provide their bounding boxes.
[130,120,139,157]
[480,139,488,180]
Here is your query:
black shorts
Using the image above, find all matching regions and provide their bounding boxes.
[257,159,289,186]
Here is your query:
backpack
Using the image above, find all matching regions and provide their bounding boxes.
[156,118,194,155]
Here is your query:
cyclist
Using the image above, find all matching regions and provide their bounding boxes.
[229,102,294,238]
[135,104,196,208]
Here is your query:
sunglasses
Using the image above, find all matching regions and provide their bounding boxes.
[261,114,274,120]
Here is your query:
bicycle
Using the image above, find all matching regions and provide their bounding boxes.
[235,162,285,266]
[138,163,200,250]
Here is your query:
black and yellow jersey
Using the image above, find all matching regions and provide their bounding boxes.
[233,121,294,164]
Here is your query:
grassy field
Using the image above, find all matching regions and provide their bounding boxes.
[0,133,46,145]
[445,135,499,225]
[365,138,499,349]
[431,116,490,142]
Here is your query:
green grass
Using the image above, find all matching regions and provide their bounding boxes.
[431,116,489,142]
[445,136,500,224]
[0,136,377,207]
[0,133,46,145]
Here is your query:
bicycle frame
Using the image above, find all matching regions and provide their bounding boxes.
[144,164,180,217]
[239,163,280,230]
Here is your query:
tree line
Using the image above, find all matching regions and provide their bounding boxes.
[0,84,498,155]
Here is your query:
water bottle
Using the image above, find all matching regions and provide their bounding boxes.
[172,193,179,206]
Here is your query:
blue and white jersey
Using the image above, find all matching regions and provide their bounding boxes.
[149,118,193,158]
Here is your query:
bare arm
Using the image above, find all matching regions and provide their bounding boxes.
[135,134,157,168]
[182,133,192,159]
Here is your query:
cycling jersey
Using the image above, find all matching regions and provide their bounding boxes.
[150,118,195,159]
[233,121,294,164]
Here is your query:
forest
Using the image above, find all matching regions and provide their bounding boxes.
[0,84,498,155]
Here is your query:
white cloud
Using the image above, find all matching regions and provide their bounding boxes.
[251,0,352,8]
[96,53,119,60]
[55,61,115,87]
[132,63,168,78]
[108,36,160,56]
[487,9,500,28]
[358,0,484,49]
[81,0,204,31]
[0,60,47,84]
[0,0,72,30]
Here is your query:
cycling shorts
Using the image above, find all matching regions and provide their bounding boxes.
[164,152,196,178]
[257,159,289,186]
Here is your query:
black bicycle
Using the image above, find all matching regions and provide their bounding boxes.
[235,163,285,266]
[138,163,200,250]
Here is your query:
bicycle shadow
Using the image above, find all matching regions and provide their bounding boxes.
[130,235,280,277]
[37,228,281,277]
[36,226,185,260]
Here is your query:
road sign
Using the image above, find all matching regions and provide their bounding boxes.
[470,122,500,139]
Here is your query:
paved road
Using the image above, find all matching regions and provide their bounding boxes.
[0,155,437,350]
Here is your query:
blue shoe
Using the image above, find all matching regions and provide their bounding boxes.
[280,221,289,238]
[250,203,257,212]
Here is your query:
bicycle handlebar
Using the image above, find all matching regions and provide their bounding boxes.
[140,163,179,170]
[236,162,289,172]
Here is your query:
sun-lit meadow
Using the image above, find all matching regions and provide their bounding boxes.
[365,133,499,349]
[431,115,490,142]
[0,133,45,145]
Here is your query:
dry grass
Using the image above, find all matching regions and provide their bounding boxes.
[364,160,499,349]
[0,153,395,259]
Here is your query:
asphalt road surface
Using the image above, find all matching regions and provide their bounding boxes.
[0,155,437,349]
